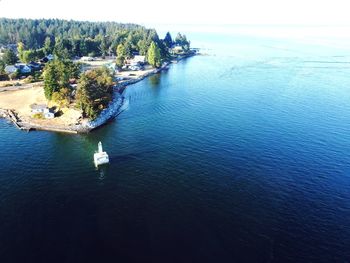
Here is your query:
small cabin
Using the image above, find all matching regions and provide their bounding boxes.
[4,65,17,74]
[30,104,55,119]
[81,56,94,61]
[30,104,48,113]
[132,55,146,64]
[44,111,55,119]
[126,56,146,67]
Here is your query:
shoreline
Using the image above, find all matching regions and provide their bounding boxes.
[0,55,196,134]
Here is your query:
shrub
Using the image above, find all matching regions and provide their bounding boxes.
[51,87,71,107]
[32,113,44,119]
[9,70,20,80]
[0,73,9,81]
[24,75,34,84]
[33,71,43,81]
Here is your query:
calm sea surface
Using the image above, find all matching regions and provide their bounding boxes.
[1,28,350,262]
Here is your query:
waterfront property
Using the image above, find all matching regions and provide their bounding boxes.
[30,104,48,114]
[30,104,54,119]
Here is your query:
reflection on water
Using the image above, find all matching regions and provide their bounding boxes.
[96,165,107,181]
[149,73,161,87]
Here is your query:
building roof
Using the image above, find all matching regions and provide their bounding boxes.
[28,61,40,67]
[4,65,17,73]
[133,55,145,63]
[30,104,47,110]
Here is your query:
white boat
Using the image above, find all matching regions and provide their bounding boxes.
[94,142,109,166]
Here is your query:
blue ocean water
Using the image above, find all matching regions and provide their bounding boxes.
[0,27,350,262]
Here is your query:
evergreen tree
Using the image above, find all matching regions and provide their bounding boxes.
[147,41,161,68]
[76,67,113,119]
[43,37,53,55]
[43,60,81,99]
[175,33,190,49]
[17,42,25,62]
[137,39,148,55]
[0,59,5,72]
[80,39,88,56]
[43,62,59,99]
[54,38,71,59]
[164,32,173,48]
[2,49,17,65]
[100,37,108,57]
[116,44,126,67]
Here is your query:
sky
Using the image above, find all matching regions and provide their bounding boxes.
[1,0,350,26]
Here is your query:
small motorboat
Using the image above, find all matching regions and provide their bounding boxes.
[94,141,109,166]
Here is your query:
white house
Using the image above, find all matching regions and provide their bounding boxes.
[30,104,55,119]
[172,46,184,54]
[44,110,55,119]
[81,56,94,61]
[30,104,48,113]
[132,55,146,64]
[126,55,146,66]
[4,65,17,74]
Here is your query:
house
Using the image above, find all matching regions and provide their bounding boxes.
[44,110,55,119]
[30,104,48,114]
[27,61,41,71]
[132,55,146,64]
[172,46,184,54]
[125,55,146,66]
[16,64,32,74]
[4,65,18,74]
[81,56,94,61]
[30,104,55,119]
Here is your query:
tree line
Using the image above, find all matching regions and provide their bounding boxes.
[0,18,190,62]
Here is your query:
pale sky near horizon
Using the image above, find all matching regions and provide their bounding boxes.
[1,0,350,27]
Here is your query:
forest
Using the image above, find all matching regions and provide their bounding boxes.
[0,18,190,60]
